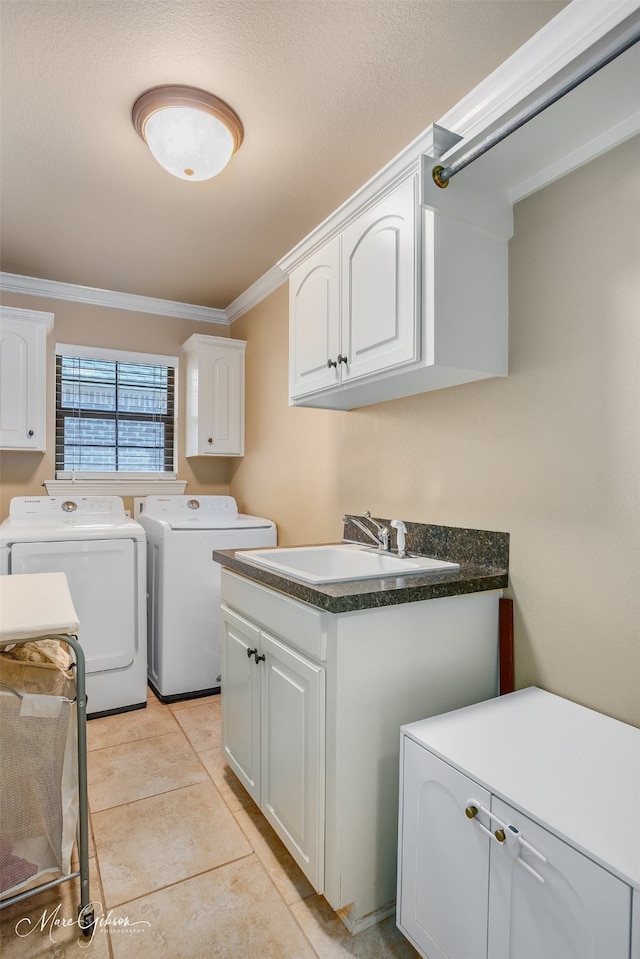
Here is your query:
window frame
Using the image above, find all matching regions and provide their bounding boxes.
[53,342,180,482]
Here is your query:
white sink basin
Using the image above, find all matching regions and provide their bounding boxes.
[235,543,459,584]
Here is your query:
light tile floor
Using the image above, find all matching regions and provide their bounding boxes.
[0,688,420,959]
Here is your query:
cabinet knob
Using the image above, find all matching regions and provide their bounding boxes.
[254,652,265,664]
[337,353,348,365]
[327,358,338,369]
[27,429,34,437]
[247,647,258,659]
[207,437,213,444]
[494,829,506,843]
[465,805,478,819]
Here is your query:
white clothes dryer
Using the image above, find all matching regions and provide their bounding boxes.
[138,495,276,702]
[0,496,147,717]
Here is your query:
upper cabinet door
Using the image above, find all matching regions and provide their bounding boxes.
[289,237,341,399]
[340,175,418,383]
[0,307,53,451]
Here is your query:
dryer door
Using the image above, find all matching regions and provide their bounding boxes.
[9,539,136,673]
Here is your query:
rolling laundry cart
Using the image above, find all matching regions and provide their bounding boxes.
[0,572,93,936]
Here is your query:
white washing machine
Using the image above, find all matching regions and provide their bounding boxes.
[0,496,147,717]
[138,495,276,702]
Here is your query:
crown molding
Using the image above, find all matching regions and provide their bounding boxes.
[225,264,287,323]
[0,272,228,324]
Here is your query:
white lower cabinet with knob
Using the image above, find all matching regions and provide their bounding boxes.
[397,688,640,959]
[221,569,501,933]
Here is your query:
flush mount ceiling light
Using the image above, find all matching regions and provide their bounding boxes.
[132,84,244,181]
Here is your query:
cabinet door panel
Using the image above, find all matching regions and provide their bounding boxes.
[261,631,325,891]
[488,797,631,959]
[398,738,491,959]
[0,320,46,450]
[341,175,417,382]
[220,607,261,804]
[289,239,341,397]
[201,349,244,455]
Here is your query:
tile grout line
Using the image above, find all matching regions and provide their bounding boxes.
[86,719,188,751]
[90,695,329,958]
[98,853,259,913]
[177,700,327,958]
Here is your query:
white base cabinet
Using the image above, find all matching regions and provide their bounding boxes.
[0,306,53,451]
[398,688,639,959]
[183,334,245,457]
[221,569,501,933]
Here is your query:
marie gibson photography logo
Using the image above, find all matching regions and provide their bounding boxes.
[14,900,151,946]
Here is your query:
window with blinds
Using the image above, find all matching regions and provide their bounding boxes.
[55,346,177,476]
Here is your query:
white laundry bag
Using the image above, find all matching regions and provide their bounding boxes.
[0,656,79,899]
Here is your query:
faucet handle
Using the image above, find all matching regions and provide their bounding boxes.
[390,519,407,557]
[363,511,390,550]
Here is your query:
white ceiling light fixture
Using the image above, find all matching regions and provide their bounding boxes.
[132,84,244,182]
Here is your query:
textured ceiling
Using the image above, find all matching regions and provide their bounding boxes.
[0,1,567,310]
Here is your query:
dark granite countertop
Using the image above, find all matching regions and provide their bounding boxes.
[215,520,509,614]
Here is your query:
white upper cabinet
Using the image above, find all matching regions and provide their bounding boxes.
[0,306,53,451]
[183,334,245,457]
[283,158,512,411]
[289,175,418,402]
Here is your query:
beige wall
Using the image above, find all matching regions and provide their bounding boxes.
[0,294,232,516]
[230,136,640,727]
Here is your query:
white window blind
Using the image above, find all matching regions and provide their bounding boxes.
[55,344,178,478]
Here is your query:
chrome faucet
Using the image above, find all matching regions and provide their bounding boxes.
[342,511,390,551]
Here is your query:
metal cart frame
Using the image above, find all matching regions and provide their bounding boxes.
[0,632,93,936]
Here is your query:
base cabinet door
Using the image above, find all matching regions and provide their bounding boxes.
[399,739,491,959]
[261,631,325,891]
[221,605,326,891]
[221,607,261,804]
[487,798,631,959]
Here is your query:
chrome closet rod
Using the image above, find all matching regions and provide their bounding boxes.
[432,16,640,188]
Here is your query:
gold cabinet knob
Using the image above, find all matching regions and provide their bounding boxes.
[465,805,478,819]
[494,829,506,843]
